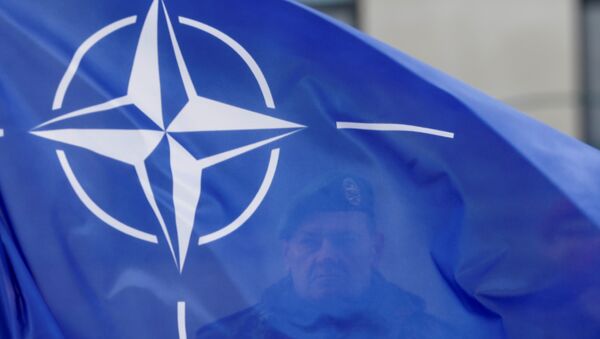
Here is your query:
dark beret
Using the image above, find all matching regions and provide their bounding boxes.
[280,174,375,239]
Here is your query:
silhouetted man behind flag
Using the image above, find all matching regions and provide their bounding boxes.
[0,0,599,338]
[197,174,461,338]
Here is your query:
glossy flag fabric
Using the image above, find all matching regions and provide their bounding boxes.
[1,0,600,338]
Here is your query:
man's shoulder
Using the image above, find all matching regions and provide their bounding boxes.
[371,276,463,338]
[195,306,288,339]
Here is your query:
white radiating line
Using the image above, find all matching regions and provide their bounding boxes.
[128,0,164,130]
[166,135,203,272]
[53,16,137,110]
[166,96,304,133]
[336,122,455,139]
[177,301,187,339]
[197,130,297,169]
[134,163,178,268]
[179,17,275,109]
[57,150,158,243]
[162,3,197,98]
[38,96,132,129]
[199,149,280,246]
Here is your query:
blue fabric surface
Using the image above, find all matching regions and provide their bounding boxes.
[1,1,599,338]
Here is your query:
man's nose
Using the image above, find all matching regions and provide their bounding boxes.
[314,238,340,261]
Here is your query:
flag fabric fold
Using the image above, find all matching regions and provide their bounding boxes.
[1,0,599,338]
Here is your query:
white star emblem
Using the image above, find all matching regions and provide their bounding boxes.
[31,0,304,272]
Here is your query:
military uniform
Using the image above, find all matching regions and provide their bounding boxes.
[196,273,457,339]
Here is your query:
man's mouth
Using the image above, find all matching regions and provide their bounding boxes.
[310,268,347,284]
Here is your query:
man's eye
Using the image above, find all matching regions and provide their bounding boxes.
[298,237,319,249]
[330,235,360,249]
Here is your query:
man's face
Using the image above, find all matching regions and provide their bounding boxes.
[283,211,381,302]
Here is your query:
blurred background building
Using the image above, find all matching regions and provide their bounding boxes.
[300,0,600,148]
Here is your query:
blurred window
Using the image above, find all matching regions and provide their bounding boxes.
[299,0,358,27]
[583,0,600,147]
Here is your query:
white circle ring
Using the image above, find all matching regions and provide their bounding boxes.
[52,14,282,247]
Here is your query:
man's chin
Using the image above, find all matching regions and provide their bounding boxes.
[310,275,344,292]
[306,277,358,304]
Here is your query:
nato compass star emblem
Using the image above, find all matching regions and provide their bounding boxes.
[31,0,304,273]
[22,1,455,336]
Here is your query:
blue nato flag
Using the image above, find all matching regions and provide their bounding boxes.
[0,0,599,338]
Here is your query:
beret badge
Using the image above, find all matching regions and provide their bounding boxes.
[342,177,361,206]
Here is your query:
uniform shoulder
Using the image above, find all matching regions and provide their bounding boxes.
[195,306,289,339]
